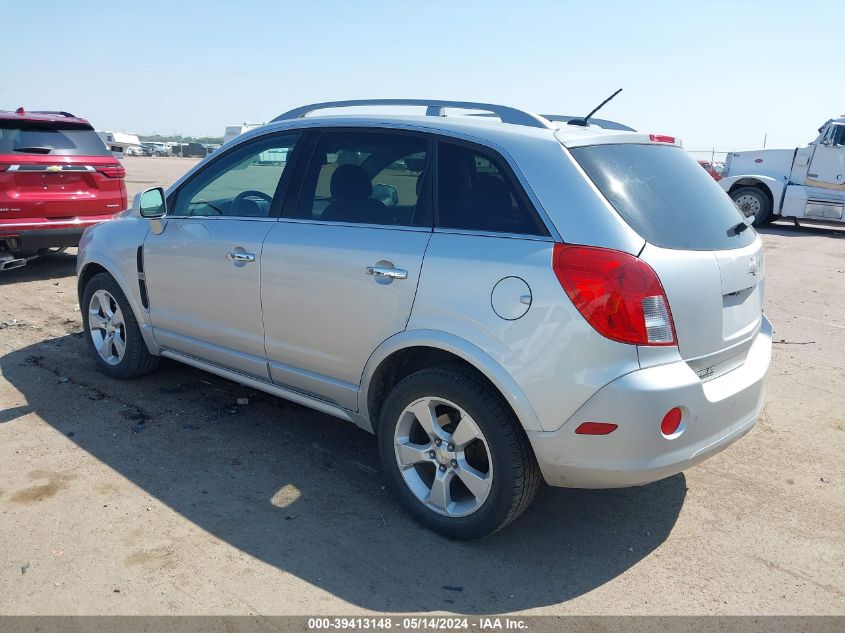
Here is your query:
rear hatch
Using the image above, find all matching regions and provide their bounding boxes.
[570,142,764,379]
[0,119,127,222]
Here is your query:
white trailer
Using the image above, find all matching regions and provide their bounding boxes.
[97,131,141,159]
[721,117,845,225]
[223,123,263,145]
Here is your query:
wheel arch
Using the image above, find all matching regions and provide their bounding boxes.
[360,330,543,435]
[77,255,160,355]
[721,175,784,214]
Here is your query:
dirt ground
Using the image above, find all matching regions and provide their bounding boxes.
[0,157,843,616]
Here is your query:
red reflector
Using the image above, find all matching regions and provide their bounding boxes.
[96,164,126,178]
[552,244,676,346]
[575,422,618,435]
[648,134,676,144]
[661,407,683,436]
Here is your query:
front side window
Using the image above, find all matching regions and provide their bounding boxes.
[292,130,430,227]
[436,141,548,236]
[170,133,300,217]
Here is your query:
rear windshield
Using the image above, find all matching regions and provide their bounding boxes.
[0,121,111,157]
[571,143,756,251]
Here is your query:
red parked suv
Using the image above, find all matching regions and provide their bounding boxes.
[0,108,127,270]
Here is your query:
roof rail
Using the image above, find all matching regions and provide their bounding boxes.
[30,110,77,118]
[273,99,554,129]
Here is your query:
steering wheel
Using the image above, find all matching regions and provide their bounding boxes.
[189,199,224,215]
[232,190,274,216]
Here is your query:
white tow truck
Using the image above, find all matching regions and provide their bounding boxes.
[721,117,845,226]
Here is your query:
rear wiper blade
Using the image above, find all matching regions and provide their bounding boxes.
[727,218,752,236]
[13,146,53,154]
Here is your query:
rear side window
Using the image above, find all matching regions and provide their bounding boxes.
[0,122,112,157]
[437,141,548,236]
[571,143,756,251]
[292,130,430,227]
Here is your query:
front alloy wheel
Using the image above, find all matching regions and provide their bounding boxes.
[88,289,127,366]
[81,272,160,379]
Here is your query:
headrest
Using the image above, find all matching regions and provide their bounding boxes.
[330,164,372,199]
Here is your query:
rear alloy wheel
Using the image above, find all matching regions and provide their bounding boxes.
[81,273,159,379]
[730,186,773,226]
[394,396,493,517]
[378,366,540,539]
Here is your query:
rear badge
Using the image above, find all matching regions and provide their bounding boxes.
[46,165,62,172]
[696,366,715,380]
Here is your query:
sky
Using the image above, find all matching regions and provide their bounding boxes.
[5,0,845,155]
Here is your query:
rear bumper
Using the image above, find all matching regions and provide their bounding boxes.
[0,214,117,251]
[528,315,773,488]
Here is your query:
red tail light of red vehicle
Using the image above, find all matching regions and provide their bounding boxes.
[95,163,126,179]
[552,244,676,346]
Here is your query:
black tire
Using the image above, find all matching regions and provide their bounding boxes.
[81,272,159,379]
[730,186,773,226]
[377,366,541,539]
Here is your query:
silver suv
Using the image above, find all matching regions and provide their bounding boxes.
[77,100,772,539]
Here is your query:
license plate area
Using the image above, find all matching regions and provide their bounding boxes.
[723,286,761,339]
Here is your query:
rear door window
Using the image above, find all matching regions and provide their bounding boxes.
[291,130,431,227]
[571,143,756,251]
[436,141,548,236]
[0,122,112,157]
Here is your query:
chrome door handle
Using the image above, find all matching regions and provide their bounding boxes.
[225,251,256,263]
[366,265,407,280]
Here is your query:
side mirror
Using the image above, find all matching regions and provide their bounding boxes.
[372,183,399,207]
[138,187,166,218]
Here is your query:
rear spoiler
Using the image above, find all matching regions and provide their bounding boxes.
[468,112,635,131]
[541,115,635,132]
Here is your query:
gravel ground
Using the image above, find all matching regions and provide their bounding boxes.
[0,157,842,615]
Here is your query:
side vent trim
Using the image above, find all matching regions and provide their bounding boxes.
[136,245,149,309]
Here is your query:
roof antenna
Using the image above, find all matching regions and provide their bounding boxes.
[568,89,623,127]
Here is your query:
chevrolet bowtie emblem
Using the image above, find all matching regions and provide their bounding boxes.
[46,165,62,172]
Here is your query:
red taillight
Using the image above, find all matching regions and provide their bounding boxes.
[553,244,676,346]
[96,164,126,179]
[661,407,683,436]
[575,422,618,435]
[648,134,676,144]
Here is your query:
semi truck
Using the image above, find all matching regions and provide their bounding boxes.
[721,117,845,226]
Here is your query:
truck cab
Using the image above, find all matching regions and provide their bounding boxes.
[721,117,845,225]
